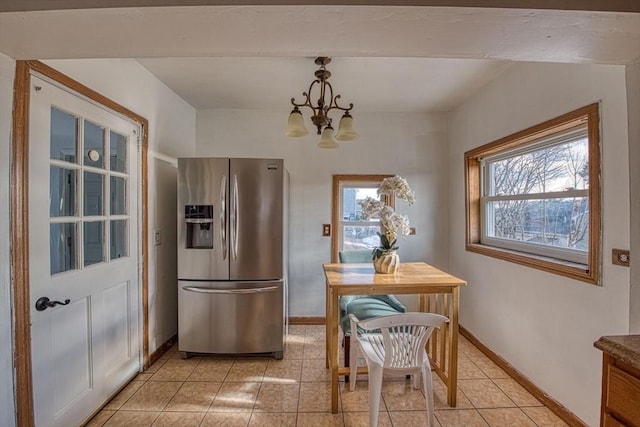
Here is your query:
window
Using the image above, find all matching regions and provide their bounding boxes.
[465,104,601,284]
[331,175,393,262]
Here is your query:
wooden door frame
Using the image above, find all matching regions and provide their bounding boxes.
[10,60,150,426]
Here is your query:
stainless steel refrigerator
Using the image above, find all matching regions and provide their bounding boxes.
[177,158,288,359]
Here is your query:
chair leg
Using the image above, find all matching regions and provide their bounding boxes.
[349,338,358,391]
[422,359,435,427]
[368,364,383,427]
[344,335,350,382]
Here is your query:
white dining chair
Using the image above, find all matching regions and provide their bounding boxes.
[349,312,449,427]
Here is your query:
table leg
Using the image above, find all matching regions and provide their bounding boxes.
[329,288,340,413]
[325,280,330,369]
[447,286,460,407]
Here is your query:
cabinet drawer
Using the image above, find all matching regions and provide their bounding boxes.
[604,413,627,427]
[607,364,640,426]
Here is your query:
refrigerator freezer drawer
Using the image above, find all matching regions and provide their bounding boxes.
[178,280,284,357]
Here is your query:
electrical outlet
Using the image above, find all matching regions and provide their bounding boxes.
[154,229,162,246]
[612,248,630,267]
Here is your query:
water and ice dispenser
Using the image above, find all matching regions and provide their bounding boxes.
[184,205,214,249]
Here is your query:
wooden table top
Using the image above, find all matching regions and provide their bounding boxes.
[323,262,466,294]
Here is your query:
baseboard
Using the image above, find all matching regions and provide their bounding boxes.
[289,317,325,325]
[147,334,178,368]
[459,325,587,427]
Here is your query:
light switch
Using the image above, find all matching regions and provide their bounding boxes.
[322,224,331,237]
[154,229,162,246]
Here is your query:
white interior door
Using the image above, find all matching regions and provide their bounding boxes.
[28,76,141,427]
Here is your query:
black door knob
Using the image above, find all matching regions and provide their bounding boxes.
[35,297,71,311]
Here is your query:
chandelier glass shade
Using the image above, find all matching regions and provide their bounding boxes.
[286,57,359,148]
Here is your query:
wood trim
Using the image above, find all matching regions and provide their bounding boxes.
[330,174,394,263]
[12,59,35,427]
[10,60,151,424]
[148,334,178,367]
[464,103,601,285]
[289,317,325,325]
[459,325,588,427]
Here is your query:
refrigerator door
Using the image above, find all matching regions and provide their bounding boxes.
[178,280,284,357]
[178,158,230,280]
[230,158,283,280]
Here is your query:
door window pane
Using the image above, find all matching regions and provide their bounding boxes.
[84,120,105,169]
[110,176,127,215]
[343,225,381,250]
[50,166,76,217]
[84,172,104,216]
[50,107,78,163]
[50,223,77,274]
[110,131,127,173]
[84,221,104,267]
[110,220,128,259]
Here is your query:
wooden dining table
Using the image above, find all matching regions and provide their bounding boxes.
[323,261,467,414]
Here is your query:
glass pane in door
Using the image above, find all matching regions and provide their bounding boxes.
[110,220,128,259]
[110,131,127,173]
[110,176,127,215]
[50,166,76,217]
[84,120,105,169]
[84,221,104,267]
[84,172,104,216]
[50,223,77,274]
[50,107,78,163]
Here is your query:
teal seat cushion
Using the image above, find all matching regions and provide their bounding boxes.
[340,296,407,336]
[339,294,406,317]
[339,250,372,263]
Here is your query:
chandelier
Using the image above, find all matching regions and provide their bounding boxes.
[285,57,359,149]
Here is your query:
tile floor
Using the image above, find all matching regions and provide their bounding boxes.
[86,325,568,426]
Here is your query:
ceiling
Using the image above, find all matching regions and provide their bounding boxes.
[1,4,638,112]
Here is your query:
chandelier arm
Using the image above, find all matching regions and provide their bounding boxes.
[329,94,354,113]
[290,79,321,116]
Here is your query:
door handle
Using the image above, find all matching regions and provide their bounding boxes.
[35,297,71,311]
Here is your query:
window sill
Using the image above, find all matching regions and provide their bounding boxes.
[465,242,599,285]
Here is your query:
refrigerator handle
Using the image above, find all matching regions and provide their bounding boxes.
[232,174,239,259]
[182,285,278,294]
[220,175,227,260]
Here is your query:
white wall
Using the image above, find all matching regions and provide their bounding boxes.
[627,58,640,334]
[43,59,197,353]
[448,62,630,426]
[196,109,450,316]
[0,53,16,427]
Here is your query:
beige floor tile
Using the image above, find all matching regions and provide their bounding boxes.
[103,411,160,427]
[287,325,306,336]
[295,412,345,426]
[151,411,205,426]
[149,359,199,381]
[389,410,439,427]
[283,342,304,359]
[85,410,116,426]
[298,382,338,412]
[380,381,428,411]
[145,358,167,374]
[225,359,268,382]
[253,383,300,412]
[264,358,303,383]
[458,379,515,409]
[248,412,297,426]
[345,411,393,427]
[301,358,331,382]
[104,380,145,410]
[302,341,326,359]
[478,408,537,426]
[457,355,488,380]
[305,325,327,341]
[471,357,510,379]
[136,373,154,381]
[164,381,221,412]
[520,406,569,426]
[433,378,474,410]
[200,412,251,427]
[492,378,543,407]
[209,381,261,412]
[120,381,182,411]
[435,409,490,427]
[340,381,387,412]
[187,359,233,381]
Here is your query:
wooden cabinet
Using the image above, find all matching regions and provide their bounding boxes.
[595,336,640,427]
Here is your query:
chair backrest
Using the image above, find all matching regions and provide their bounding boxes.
[339,250,373,263]
[355,312,448,369]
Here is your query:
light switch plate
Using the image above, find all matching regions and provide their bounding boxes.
[322,224,331,237]
[154,229,162,246]
[612,248,630,267]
